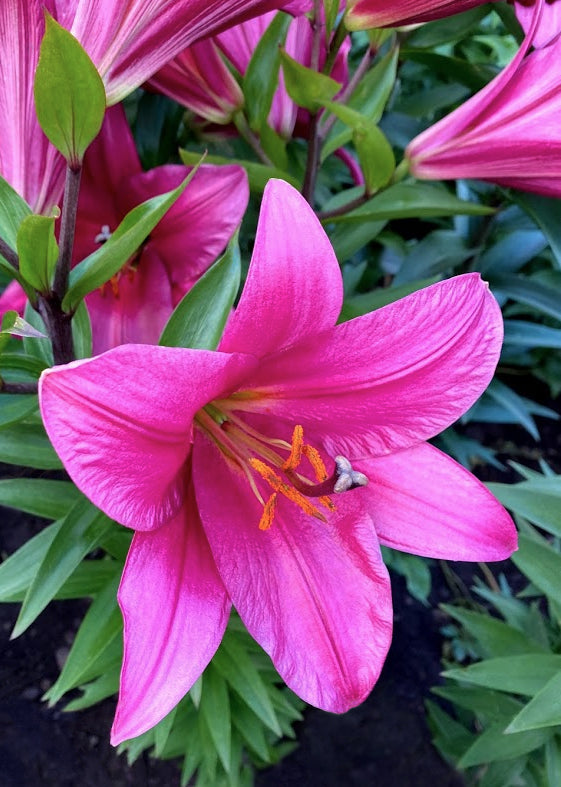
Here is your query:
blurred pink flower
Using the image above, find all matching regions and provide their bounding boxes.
[345,0,490,30]
[406,2,561,196]
[1,105,249,353]
[0,0,308,211]
[150,9,349,138]
[40,179,516,744]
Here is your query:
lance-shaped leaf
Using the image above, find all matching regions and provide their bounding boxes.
[63,162,203,310]
[179,149,299,191]
[34,14,106,167]
[44,574,122,705]
[159,235,241,350]
[322,101,394,193]
[17,214,59,292]
[12,496,113,638]
[0,175,31,257]
[243,13,291,131]
[280,49,341,112]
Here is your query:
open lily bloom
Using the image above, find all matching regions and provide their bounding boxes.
[406,1,561,197]
[345,0,490,30]
[0,0,306,212]
[0,105,249,353]
[150,9,349,138]
[39,179,516,745]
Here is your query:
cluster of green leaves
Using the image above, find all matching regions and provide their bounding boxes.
[428,464,561,786]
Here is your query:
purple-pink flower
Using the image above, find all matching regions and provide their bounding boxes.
[344,0,490,30]
[39,179,516,745]
[406,1,561,197]
[149,8,349,139]
[0,0,308,212]
[0,105,249,353]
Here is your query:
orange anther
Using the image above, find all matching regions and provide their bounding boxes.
[249,458,283,490]
[259,493,277,531]
[302,444,328,482]
[282,424,304,471]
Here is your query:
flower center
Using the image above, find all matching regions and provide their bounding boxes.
[94,223,144,299]
[195,407,367,531]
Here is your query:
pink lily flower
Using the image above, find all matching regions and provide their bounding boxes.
[39,179,516,745]
[0,105,249,354]
[0,0,307,212]
[406,2,561,197]
[149,9,349,138]
[344,0,490,30]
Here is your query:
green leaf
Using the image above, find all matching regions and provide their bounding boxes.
[407,6,491,47]
[64,670,120,712]
[63,164,203,310]
[12,497,112,637]
[72,299,92,359]
[443,655,561,696]
[442,605,549,657]
[179,149,299,192]
[0,422,62,469]
[0,521,61,603]
[280,49,341,112]
[492,274,561,323]
[321,100,395,192]
[324,0,340,35]
[327,183,494,223]
[243,12,290,131]
[515,192,561,269]
[212,634,282,735]
[458,723,552,767]
[0,174,32,249]
[321,48,398,161]
[506,671,561,733]
[154,705,179,757]
[230,694,272,762]
[486,379,540,440]
[17,214,58,292]
[44,574,122,704]
[487,478,561,537]
[22,301,53,366]
[199,665,231,773]
[433,685,523,721]
[512,534,561,607]
[0,477,80,520]
[34,13,106,165]
[503,320,561,350]
[353,124,395,193]
[0,394,38,428]
[159,234,240,350]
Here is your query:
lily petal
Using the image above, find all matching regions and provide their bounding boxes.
[67,0,313,104]
[357,443,517,561]
[39,345,257,529]
[85,247,174,354]
[220,179,343,358]
[120,163,249,301]
[111,491,231,745]
[0,0,64,212]
[193,429,393,713]
[238,274,503,458]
